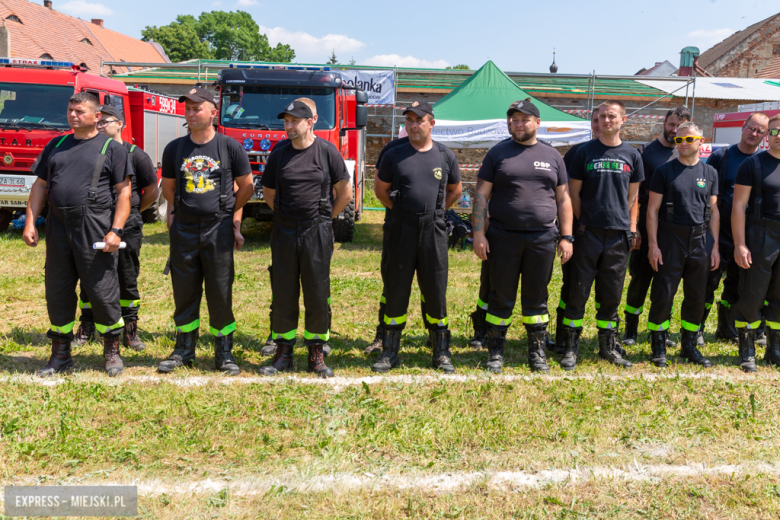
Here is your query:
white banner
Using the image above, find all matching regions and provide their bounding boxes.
[431,119,592,148]
[339,69,395,105]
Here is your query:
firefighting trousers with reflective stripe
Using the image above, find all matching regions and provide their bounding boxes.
[647,222,712,332]
[383,208,448,330]
[45,204,123,340]
[705,205,739,308]
[734,217,780,330]
[80,209,143,322]
[485,226,557,332]
[563,226,630,329]
[558,216,601,313]
[270,215,333,344]
[625,212,655,317]
[477,259,489,311]
[169,213,236,337]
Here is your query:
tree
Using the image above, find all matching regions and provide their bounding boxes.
[142,11,295,63]
[445,64,470,70]
[349,56,356,66]
[327,50,338,65]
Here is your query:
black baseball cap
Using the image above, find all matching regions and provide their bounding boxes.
[99,105,123,122]
[507,99,540,118]
[403,100,434,118]
[277,100,313,119]
[178,87,217,106]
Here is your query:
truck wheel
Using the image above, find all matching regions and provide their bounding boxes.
[142,194,168,224]
[0,209,12,232]
[333,200,355,243]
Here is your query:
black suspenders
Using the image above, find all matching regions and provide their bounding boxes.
[174,133,231,215]
[390,142,449,213]
[48,134,111,205]
[274,138,332,219]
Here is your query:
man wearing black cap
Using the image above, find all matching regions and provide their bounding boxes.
[371,100,462,373]
[157,87,254,376]
[74,105,159,352]
[472,99,573,373]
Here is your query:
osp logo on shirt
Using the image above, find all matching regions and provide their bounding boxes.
[433,167,442,180]
[696,178,706,188]
[182,155,219,194]
[534,161,551,171]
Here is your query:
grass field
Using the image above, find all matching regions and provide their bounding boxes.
[0,197,779,519]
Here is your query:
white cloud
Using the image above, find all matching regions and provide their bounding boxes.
[211,0,223,5]
[362,54,450,69]
[258,25,364,62]
[59,0,113,16]
[687,28,734,50]
[236,0,256,5]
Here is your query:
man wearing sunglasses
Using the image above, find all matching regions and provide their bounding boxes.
[731,116,780,372]
[645,123,720,368]
[705,112,769,343]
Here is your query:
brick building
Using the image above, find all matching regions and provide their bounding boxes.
[698,13,780,78]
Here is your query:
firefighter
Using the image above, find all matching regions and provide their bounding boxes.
[705,112,769,343]
[624,107,691,347]
[23,92,132,377]
[645,122,720,367]
[157,87,254,376]
[73,105,159,352]
[732,114,780,372]
[561,100,644,371]
[472,99,573,373]
[372,100,462,373]
[258,100,352,378]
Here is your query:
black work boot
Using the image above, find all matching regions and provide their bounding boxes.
[214,333,240,376]
[598,328,633,368]
[470,308,488,350]
[372,328,401,373]
[72,321,96,347]
[103,334,124,377]
[307,344,333,378]
[122,319,146,352]
[680,329,711,367]
[364,324,384,355]
[527,328,550,373]
[756,318,767,346]
[553,310,566,356]
[622,312,639,347]
[737,328,757,373]
[37,338,74,377]
[765,329,780,367]
[649,330,668,368]
[430,329,455,374]
[716,303,738,343]
[261,334,277,356]
[259,341,295,376]
[485,328,506,374]
[158,330,198,373]
[560,325,580,371]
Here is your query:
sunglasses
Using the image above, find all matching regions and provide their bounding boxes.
[673,136,703,144]
[97,119,120,127]
[769,128,780,137]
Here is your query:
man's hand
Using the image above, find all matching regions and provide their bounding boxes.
[558,240,573,264]
[735,244,752,269]
[648,243,663,272]
[103,231,121,252]
[22,222,39,247]
[710,247,721,271]
[633,233,642,251]
[234,221,244,250]
[473,232,489,261]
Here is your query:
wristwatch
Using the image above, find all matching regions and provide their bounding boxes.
[560,235,574,243]
[110,227,124,237]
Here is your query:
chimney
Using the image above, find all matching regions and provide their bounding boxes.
[679,46,700,77]
[91,19,103,28]
[0,20,10,57]
[43,0,52,8]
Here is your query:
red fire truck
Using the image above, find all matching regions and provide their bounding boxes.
[215,64,368,242]
[0,58,184,230]
[712,105,779,150]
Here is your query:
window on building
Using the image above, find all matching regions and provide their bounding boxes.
[40,54,53,59]
[81,38,93,46]
[5,15,22,23]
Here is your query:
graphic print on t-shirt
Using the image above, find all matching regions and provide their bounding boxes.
[182,155,219,194]
[586,158,634,176]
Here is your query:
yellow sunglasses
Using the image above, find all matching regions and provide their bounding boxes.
[673,136,704,144]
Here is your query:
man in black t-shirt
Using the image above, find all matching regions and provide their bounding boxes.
[24,92,133,377]
[732,114,780,372]
[646,122,720,368]
[473,99,573,373]
[562,100,644,371]
[372,100,462,373]
[258,100,352,378]
[158,87,253,376]
[74,105,159,353]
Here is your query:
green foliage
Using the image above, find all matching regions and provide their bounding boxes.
[327,50,338,65]
[141,11,295,63]
[445,64,470,70]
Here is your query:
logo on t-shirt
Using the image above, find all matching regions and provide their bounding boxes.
[181,155,219,194]
[696,178,706,188]
[534,161,551,171]
[586,159,632,174]
[433,167,442,180]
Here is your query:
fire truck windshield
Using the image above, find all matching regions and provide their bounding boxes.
[0,83,73,129]
[220,86,336,130]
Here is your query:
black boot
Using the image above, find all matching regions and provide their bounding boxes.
[308,344,333,378]
[122,319,146,352]
[527,328,550,373]
[37,338,74,377]
[103,334,124,377]
[765,329,780,367]
[756,318,767,346]
[372,328,401,373]
[598,328,633,368]
[470,308,487,350]
[158,330,198,373]
[215,333,240,376]
[261,334,277,356]
[622,312,639,346]
[614,316,628,357]
[364,324,384,355]
[431,329,455,374]
[716,303,738,343]
[485,328,506,374]
[649,330,668,368]
[259,341,295,376]
[72,321,96,347]
[680,329,711,367]
[560,326,580,371]
[553,311,566,356]
[737,328,757,373]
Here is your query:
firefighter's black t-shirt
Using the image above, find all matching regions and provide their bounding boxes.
[375,137,410,222]
[124,141,158,211]
[563,140,592,174]
[649,159,718,227]
[33,133,131,208]
[377,142,460,214]
[478,140,567,231]
[161,134,251,217]
[708,143,757,209]
[638,138,678,206]
[261,138,350,220]
[735,151,780,219]
[569,139,644,230]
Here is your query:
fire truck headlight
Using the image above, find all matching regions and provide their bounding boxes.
[242,138,254,151]
[259,139,271,151]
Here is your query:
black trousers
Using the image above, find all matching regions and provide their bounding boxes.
[384,209,448,330]
[647,222,711,332]
[45,204,122,340]
[80,209,143,323]
[271,214,333,344]
[734,217,780,329]
[625,213,654,317]
[485,226,557,331]
[477,259,489,311]
[170,214,236,337]
[705,205,739,310]
[558,217,601,314]
[564,226,630,329]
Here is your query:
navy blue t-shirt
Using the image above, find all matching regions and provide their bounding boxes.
[707,143,757,209]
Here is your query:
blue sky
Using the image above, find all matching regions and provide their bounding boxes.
[58,0,777,74]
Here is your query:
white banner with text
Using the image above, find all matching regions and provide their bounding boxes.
[338,69,395,105]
